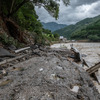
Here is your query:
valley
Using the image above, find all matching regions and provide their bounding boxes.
[53,15,100,41]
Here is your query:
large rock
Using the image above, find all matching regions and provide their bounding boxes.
[0,48,15,57]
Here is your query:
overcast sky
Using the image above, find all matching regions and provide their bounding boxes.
[35,0,100,25]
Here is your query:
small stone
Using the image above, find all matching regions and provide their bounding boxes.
[77,94,83,99]
[2,69,8,76]
[56,66,63,70]
[22,57,26,61]
[39,68,43,71]
[70,85,79,93]
[89,82,94,87]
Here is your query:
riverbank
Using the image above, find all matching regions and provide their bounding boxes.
[0,45,100,100]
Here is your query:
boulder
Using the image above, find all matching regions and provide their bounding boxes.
[0,48,15,57]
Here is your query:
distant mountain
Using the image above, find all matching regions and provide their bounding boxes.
[41,22,67,32]
[71,18,100,41]
[53,15,100,39]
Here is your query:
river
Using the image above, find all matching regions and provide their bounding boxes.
[51,42,100,67]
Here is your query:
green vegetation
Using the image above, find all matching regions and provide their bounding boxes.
[42,29,60,45]
[0,0,69,47]
[0,34,24,48]
[0,0,62,18]
[53,15,100,41]
[13,2,41,32]
[54,33,60,39]
[71,19,100,41]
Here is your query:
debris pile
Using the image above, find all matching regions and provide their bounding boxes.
[0,45,100,100]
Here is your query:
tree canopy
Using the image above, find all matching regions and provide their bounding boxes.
[0,0,69,19]
[0,0,69,46]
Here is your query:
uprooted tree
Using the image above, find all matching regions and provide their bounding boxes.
[0,0,69,44]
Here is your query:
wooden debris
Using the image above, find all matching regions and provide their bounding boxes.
[0,54,28,65]
[12,67,24,71]
[87,62,100,75]
[0,79,13,87]
[14,47,30,53]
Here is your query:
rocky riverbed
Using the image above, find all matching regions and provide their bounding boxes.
[0,46,100,100]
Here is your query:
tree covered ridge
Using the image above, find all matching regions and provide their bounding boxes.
[53,15,100,41]
[71,19,100,41]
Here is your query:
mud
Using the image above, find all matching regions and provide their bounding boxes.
[0,47,100,100]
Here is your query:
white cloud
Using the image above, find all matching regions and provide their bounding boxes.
[35,0,100,25]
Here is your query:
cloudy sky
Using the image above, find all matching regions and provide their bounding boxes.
[35,0,100,25]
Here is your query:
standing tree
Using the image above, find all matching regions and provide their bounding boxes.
[0,0,69,43]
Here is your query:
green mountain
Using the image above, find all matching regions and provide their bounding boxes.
[53,15,100,40]
[71,19,100,41]
[41,22,67,32]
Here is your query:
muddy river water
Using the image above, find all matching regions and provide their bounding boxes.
[51,42,100,67]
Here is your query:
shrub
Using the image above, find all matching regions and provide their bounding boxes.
[0,33,24,48]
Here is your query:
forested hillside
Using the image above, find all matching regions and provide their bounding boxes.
[42,22,67,32]
[71,19,100,41]
[53,15,100,40]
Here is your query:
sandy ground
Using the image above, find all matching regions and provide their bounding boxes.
[51,43,100,67]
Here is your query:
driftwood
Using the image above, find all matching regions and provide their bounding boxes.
[86,62,100,75]
[0,54,27,65]
[15,47,30,53]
